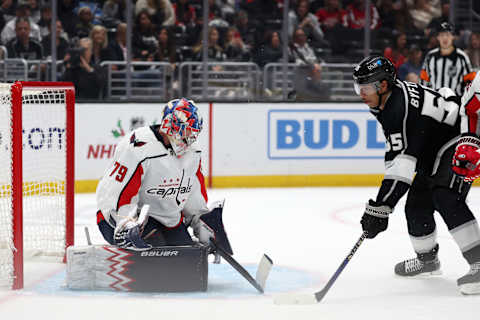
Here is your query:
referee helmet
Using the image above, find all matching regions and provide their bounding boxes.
[437,22,454,34]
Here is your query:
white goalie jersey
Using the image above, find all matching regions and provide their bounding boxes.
[96,125,209,228]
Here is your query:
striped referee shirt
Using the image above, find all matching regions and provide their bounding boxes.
[420,47,476,96]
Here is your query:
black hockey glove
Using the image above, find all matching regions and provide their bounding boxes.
[114,222,152,251]
[361,199,392,239]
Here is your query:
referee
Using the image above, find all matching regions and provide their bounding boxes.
[420,22,476,96]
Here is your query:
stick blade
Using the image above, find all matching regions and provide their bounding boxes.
[273,293,318,305]
[255,254,273,290]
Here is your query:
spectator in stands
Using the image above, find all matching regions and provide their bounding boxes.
[102,0,125,27]
[0,0,16,23]
[5,16,42,59]
[376,0,397,34]
[238,0,283,22]
[408,0,441,32]
[135,0,175,27]
[290,27,330,101]
[289,0,325,47]
[207,0,223,23]
[234,10,259,53]
[343,0,381,30]
[109,22,126,65]
[1,3,41,44]
[405,72,420,83]
[90,25,116,65]
[398,44,423,81]
[27,0,40,24]
[6,16,44,78]
[74,5,94,40]
[255,30,286,68]
[173,0,196,28]
[58,0,78,39]
[384,32,408,70]
[0,1,7,36]
[466,32,480,70]
[224,26,250,62]
[192,26,225,63]
[315,0,346,33]
[37,4,52,40]
[153,26,177,66]
[42,20,69,60]
[290,28,320,70]
[132,10,158,63]
[63,37,107,99]
[315,0,348,53]
[153,26,178,96]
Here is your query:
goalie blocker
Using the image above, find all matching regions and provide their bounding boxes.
[67,245,208,292]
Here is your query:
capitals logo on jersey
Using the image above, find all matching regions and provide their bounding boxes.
[130,133,146,147]
[145,175,193,204]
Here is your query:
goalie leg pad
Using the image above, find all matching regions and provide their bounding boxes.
[67,245,208,292]
[201,200,233,255]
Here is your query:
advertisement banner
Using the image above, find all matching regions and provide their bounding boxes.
[268,109,385,159]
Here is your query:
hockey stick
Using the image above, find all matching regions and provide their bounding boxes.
[274,231,368,305]
[211,240,273,294]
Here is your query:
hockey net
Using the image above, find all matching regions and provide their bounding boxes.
[0,82,74,289]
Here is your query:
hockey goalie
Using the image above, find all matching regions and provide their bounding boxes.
[67,98,233,292]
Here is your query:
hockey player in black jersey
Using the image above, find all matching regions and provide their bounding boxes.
[353,55,480,295]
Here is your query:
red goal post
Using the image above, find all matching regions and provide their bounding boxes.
[0,81,75,290]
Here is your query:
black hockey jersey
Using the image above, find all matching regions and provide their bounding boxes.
[372,80,461,208]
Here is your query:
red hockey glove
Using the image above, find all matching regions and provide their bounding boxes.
[452,135,480,181]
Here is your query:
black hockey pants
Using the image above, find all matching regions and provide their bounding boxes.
[404,147,480,263]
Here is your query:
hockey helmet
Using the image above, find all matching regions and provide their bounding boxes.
[353,55,396,95]
[160,98,203,156]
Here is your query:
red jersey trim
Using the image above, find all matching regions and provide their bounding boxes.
[117,164,144,211]
[196,160,208,203]
[97,210,105,224]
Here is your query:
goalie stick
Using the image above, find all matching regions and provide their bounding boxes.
[274,231,368,305]
[211,240,273,294]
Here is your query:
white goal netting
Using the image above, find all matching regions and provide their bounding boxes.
[0,83,70,288]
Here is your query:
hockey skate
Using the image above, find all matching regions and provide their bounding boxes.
[395,245,442,277]
[457,262,480,295]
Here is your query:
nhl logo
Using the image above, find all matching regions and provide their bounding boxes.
[448,65,457,77]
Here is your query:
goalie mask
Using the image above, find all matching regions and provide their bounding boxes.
[160,98,203,156]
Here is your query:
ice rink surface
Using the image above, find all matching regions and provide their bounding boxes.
[1,187,479,320]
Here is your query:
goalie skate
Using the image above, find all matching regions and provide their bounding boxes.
[458,262,480,295]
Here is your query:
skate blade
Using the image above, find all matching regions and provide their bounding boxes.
[459,282,480,295]
[395,269,442,278]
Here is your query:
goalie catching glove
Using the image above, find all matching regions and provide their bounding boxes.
[452,134,480,182]
[361,200,392,239]
[114,210,152,251]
